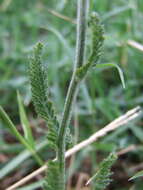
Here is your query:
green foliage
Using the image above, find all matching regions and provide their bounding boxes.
[17,91,35,148]
[43,161,62,190]
[76,12,104,80]
[88,12,104,66]
[29,42,75,190]
[1,0,143,189]
[89,153,117,190]
[29,8,117,190]
[29,42,65,190]
[65,127,73,149]
[0,140,47,179]
[129,170,143,181]
[96,63,125,89]
[0,106,43,165]
[29,42,59,150]
[0,106,25,142]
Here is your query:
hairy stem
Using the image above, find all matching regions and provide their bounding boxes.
[57,0,88,189]
[74,0,88,69]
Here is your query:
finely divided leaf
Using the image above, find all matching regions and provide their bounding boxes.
[29,42,59,150]
[88,153,117,190]
[43,161,62,190]
[76,12,104,80]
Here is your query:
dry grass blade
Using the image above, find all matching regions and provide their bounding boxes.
[117,145,137,156]
[47,8,76,24]
[128,40,143,52]
[6,106,142,190]
[75,173,90,190]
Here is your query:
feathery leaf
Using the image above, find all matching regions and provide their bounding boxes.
[76,12,104,80]
[29,42,59,150]
[86,153,117,190]
[43,161,63,190]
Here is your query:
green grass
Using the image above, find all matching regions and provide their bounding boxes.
[0,0,143,189]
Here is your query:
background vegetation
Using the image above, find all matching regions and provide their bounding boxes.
[0,0,143,189]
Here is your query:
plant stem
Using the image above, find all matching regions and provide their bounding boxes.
[57,0,88,189]
[74,0,89,69]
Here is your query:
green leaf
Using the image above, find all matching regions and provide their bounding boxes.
[0,106,43,165]
[17,91,35,148]
[96,63,126,89]
[0,140,47,179]
[0,106,27,144]
[17,180,44,190]
[76,12,104,81]
[86,153,117,190]
[29,42,59,151]
[130,124,143,143]
[129,170,143,180]
[103,5,132,21]
[43,161,62,190]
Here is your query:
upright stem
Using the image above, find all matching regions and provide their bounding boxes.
[57,0,88,189]
[74,0,89,69]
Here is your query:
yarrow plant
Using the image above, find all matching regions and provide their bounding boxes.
[29,0,117,190]
[0,0,122,190]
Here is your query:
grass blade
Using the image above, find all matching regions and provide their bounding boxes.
[0,140,47,179]
[17,91,35,148]
[17,180,44,190]
[0,106,43,165]
[129,170,143,181]
[103,5,132,21]
[0,106,27,143]
[96,63,126,89]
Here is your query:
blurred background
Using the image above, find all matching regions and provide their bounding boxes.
[0,0,143,189]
